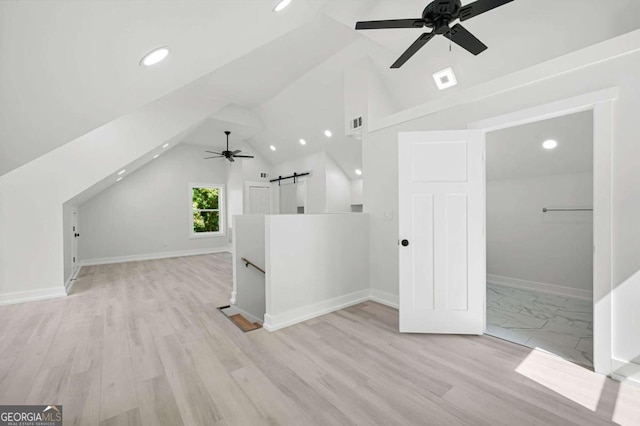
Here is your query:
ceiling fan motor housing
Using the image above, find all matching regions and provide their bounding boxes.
[423,0,462,31]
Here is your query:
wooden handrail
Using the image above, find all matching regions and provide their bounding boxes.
[241,257,265,274]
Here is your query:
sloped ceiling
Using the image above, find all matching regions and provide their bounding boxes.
[0,0,326,174]
[3,0,640,179]
[325,0,640,110]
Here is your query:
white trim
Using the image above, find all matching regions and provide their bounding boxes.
[487,275,592,301]
[370,29,640,132]
[189,183,226,238]
[468,88,617,131]
[263,289,370,332]
[80,246,231,266]
[468,90,615,376]
[612,359,640,387]
[369,289,399,309]
[0,287,66,306]
[64,266,82,294]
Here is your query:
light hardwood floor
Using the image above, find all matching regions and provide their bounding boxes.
[0,253,638,425]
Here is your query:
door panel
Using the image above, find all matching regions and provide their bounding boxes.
[248,186,271,214]
[399,130,485,334]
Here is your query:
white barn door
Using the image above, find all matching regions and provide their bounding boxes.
[399,130,485,334]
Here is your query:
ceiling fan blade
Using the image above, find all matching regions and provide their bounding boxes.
[459,0,514,22]
[204,156,224,159]
[391,32,436,68]
[205,151,222,155]
[228,156,235,163]
[231,150,241,155]
[444,24,487,55]
[232,155,254,158]
[355,19,424,30]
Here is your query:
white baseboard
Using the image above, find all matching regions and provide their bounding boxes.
[369,289,399,309]
[612,359,640,387]
[0,287,67,306]
[80,246,232,266]
[263,289,370,332]
[65,266,82,295]
[487,274,592,301]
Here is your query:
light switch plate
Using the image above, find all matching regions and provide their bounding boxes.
[383,211,393,220]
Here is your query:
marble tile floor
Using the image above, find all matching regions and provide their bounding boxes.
[487,283,593,368]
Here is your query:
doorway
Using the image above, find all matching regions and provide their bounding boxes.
[71,208,79,273]
[397,88,615,375]
[484,111,594,368]
[244,182,271,215]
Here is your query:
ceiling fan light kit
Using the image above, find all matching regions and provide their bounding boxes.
[355,0,514,68]
[204,131,254,163]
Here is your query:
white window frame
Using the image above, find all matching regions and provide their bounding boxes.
[189,183,225,238]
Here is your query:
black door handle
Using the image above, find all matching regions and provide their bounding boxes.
[74,233,80,238]
[401,239,409,247]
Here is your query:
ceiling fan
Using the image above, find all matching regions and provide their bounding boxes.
[204,131,254,163]
[355,0,514,68]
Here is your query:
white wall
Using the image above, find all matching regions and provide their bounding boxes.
[78,144,230,262]
[325,153,351,213]
[487,173,593,295]
[232,215,266,323]
[0,94,225,301]
[362,45,640,366]
[264,213,369,330]
[274,151,327,214]
[273,151,353,214]
[62,203,76,284]
[226,161,244,235]
[351,179,363,205]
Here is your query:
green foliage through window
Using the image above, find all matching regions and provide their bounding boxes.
[192,187,221,233]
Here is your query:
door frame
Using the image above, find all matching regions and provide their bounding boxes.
[244,181,272,215]
[71,207,79,274]
[468,87,616,376]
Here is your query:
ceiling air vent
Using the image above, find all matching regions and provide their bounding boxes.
[350,116,363,131]
[346,116,364,140]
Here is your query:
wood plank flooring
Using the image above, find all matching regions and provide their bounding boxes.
[0,253,638,425]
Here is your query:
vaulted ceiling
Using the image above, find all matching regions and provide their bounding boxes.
[2,0,640,178]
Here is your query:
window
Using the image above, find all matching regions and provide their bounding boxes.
[190,184,224,237]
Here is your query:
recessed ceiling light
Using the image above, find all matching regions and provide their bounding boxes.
[355,169,362,176]
[299,139,306,145]
[273,0,291,12]
[432,67,457,90]
[116,177,123,182]
[324,130,332,138]
[153,154,160,159]
[270,145,276,151]
[543,139,558,150]
[117,169,126,176]
[162,143,169,149]
[140,47,169,67]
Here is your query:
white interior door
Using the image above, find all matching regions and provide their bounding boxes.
[399,130,485,334]
[71,208,79,272]
[245,182,271,215]
[248,185,271,214]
